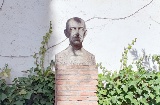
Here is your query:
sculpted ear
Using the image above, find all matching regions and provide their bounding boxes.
[84,30,87,38]
[64,29,69,38]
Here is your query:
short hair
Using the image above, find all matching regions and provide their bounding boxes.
[66,17,86,31]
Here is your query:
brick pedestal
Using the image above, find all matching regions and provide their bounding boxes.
[55,65,98,105]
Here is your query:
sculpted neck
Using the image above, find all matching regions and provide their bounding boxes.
[68,44,84,56]
[70,43,82,50]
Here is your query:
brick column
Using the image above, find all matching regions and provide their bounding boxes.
[55,65,98,105]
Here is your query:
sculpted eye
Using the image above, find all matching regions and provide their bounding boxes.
[79,27,84,31]
[70,27,76,31]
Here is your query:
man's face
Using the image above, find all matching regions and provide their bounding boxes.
[66,19,86,46]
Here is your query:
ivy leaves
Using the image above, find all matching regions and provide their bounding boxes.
[97,64,160,105]
[97,38,160,105]
[0,63,55,105]
[0,64,11,78]
[0,22,55,105]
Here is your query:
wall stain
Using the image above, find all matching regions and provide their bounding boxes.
[0,0,4,10]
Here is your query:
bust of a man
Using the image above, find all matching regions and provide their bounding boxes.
[55,17,95,65]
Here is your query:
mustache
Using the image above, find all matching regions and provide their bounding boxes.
[74,33,80,36]
[72,36,81,41]
[73,37,81,40]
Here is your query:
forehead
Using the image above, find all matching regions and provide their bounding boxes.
[68,19,85,28]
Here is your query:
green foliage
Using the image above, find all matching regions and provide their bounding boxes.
[120,38,137,69]
[152,54,160,70]
[0,64,11,79]
[1,29,160,105]
[97,38,160,105]
[1,68,55,105]
[0,21,55,105]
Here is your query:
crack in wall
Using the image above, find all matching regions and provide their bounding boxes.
[0,38,68,58]
[0,0,155,58]
[85,0,154,22]
[150,16,160,25]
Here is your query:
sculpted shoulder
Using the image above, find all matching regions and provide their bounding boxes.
[83,48,95,59]
[55,47,96,65]
[55,48,68,64]
[83,48,96,65]
[55,48,68,59]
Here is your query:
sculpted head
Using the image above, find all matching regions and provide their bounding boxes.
[64,17,87,49]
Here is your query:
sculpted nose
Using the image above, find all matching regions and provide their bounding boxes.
[75,32,79,37]
[75,29,80,37]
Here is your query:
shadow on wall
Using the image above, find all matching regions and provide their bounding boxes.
[130,49,159,71]
[0,0,56,83]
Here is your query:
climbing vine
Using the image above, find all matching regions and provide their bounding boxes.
[97,38,160,105]
[0,21,55,105]
[1,28,160,105]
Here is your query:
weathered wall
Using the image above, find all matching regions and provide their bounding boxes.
[0,0,160,82]
[0,0,53,82]
[51,0,160,72]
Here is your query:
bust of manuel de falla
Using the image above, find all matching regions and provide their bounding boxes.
[55,17,96,65]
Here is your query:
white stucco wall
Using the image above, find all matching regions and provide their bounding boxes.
[0,0,52,82]
[50,0,160,71]
[0,0,160,82]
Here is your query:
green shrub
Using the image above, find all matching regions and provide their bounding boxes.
[1,68,55,105]
[0,21,55,105]
[1,26,160,105]
[97,38,160,105]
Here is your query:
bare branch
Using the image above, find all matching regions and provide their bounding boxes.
[86,0,154,22]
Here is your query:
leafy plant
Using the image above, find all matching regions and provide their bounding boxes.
[2,29,160,105]
[0,64,11,79]
[152,54,160,70]
[97,38,160,105]
[0,21,55,105]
